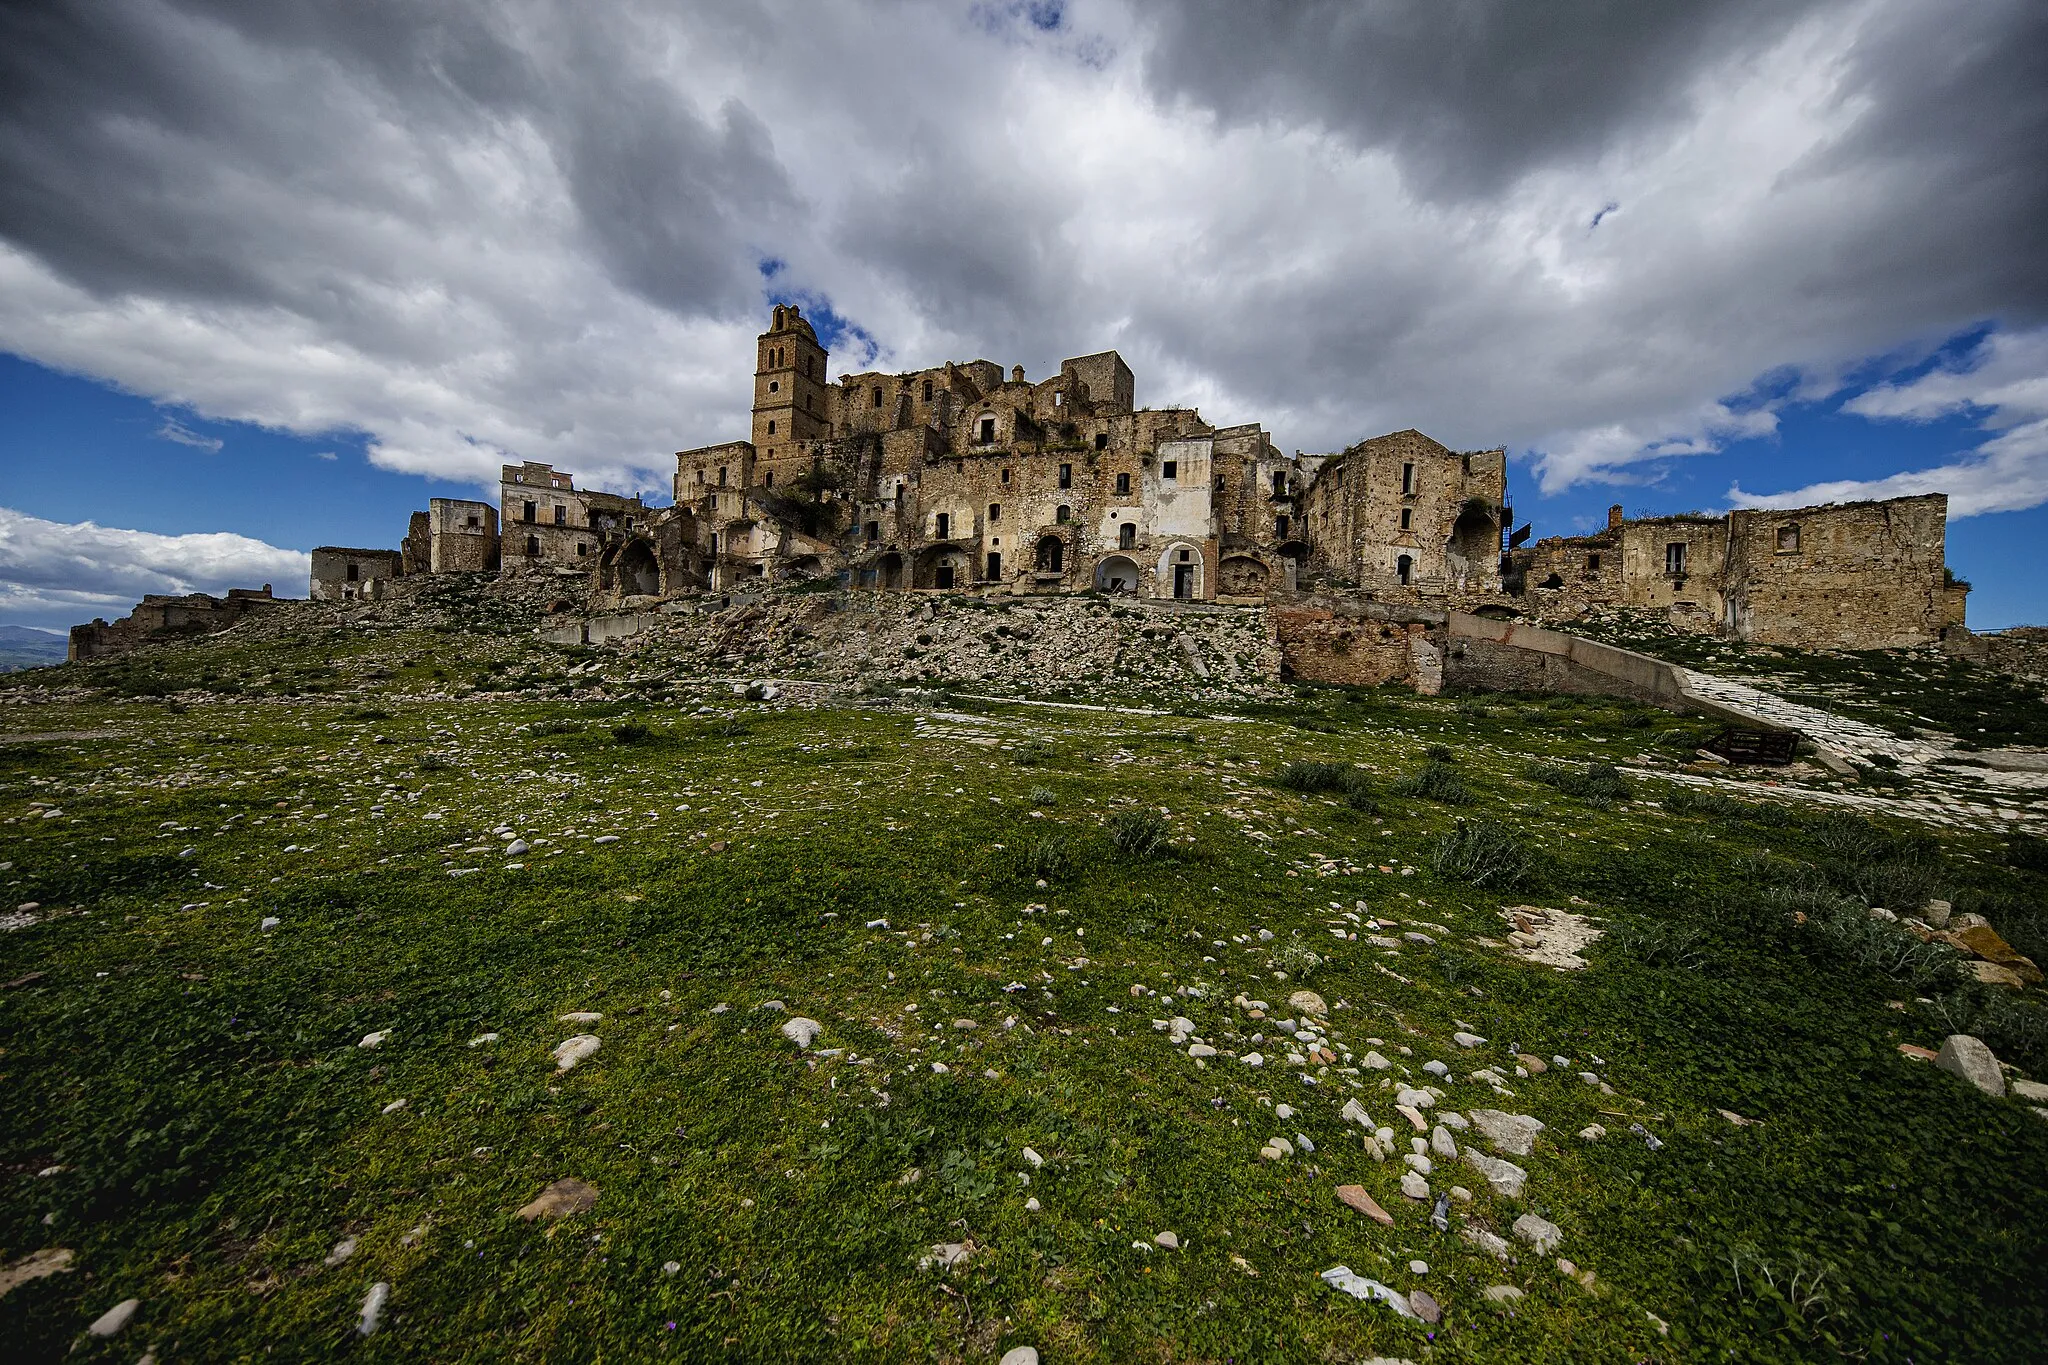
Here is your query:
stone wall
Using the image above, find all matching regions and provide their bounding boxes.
[68,587,283,661]
[1267,600,1445,690]
[310,548,403,602]
[1298,431,1506,599]
[1722,495,1951,648]
[429,499,500,573]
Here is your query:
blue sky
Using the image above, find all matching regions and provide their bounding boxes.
[1,1,2043,635]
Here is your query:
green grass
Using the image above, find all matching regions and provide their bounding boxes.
[2,623,2047,1362]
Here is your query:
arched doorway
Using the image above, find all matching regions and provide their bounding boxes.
[617,540,661,596]
[1397,553,1414,586]
[1034,535,1065,574]
[1156,543,1202,599]
[1093,555,1140,595]
[879,552,904,589]
[915,546,969,590]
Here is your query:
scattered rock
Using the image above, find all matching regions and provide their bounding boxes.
[1187,1043,1217,1058]
[1407,1288,1442,1323]
[558,1011,603,1024]
[1241,1052,1265,1067]
[1513,1213,1563,1254]
[1577,1124,1606,1141]
[1431,1125,1459,1159]
[1468,1109,1545,1157]
[1968,961,2031,989]
[1394,1087,1435,1109]
[1483,1284,1525,1303]
[357,1282,390,1337]
[1399,1171,1430,1200]
[260,916,281,932]
[358,1030,392,1049]
[1361,1050,1392,1070]
[2013,1079,2048,1103]
[552,1035,601,1071]
[1465,1151,1529,1198]
[1319,1265,1419,1317]
[468,1033,499,1046]
[1022,1146,1044,1168]
[1718,1109,1757,1127]
[1462,1226,1511,1261]
[1288,989,1328,1017]
[0,1248,74,1297]
[517,1178,599,1220]
[999,1349,1039,1365]
[381,1098,407,1115]
[1896,1043,1938,1061]
[919,1241,974,1270]
[1516,1053,1548,1074]
[1154,1231,1179,1249]
[1336,1184,1395,1225]
[87,1298,140,1338]
[1935,1034,2005,1096]
[1453,1031,1486,1048]
[1922,899,1952,929]
[324,1236,359,1269]
[780,1017,823,1049]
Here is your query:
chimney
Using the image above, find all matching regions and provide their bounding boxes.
[1607,504,1624,530]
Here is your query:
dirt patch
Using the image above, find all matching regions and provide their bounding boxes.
[1499,905,1603,971]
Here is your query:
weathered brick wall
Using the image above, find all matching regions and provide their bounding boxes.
[1267,602,1442,689]
[1298,431,1505,598]
[1723,495,1950,648]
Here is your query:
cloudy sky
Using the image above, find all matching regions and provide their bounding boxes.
[2,0,2045,630]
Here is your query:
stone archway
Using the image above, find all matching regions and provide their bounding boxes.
[879,552,904,589]
[1034,535,1065,574]
[915,545,969,590]
[1156,542,1203,599]
[617,540,661,597]
[1093,554,1140,595]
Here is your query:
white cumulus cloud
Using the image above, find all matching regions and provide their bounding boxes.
[0,507,308,630]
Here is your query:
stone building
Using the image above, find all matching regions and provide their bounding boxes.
[309,547,404,602]
[498,461,658,571]
[1515,494,1967,648]
[670,304,1497,605]
[69,585,282,661]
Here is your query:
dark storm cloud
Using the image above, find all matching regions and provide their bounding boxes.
[1131,0,1839,199]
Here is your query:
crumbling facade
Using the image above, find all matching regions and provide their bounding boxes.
[1515,495,1967,649]
[301,301,1969,656]
[309,547,403,602]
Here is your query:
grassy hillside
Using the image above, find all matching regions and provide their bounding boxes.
[3,617,2046,1363]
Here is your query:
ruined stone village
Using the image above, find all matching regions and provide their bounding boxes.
[71,303,2000,696]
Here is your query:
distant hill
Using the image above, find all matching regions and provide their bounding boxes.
[0,625,68,672]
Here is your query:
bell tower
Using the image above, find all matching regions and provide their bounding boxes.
[752,304,831,481]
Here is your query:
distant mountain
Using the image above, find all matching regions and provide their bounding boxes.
[0,625,68,672]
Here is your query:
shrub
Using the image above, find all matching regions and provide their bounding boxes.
[1530,761,1630,808]
[1013,739,1055,767]
[1028,785,1056,807]
[1022,835,1071,882]
[416,755,454,773]
[1110,809,1169,859]
[1663,786,1746,819]
[1277,760,1352,792]
[1395,759,1470,805]
[1432,819,1531,888]
[1274,934,1324,980]
[611,722,653,745]
[2009,832,2048,873]
[1424,743,1455,762]
[1797,897,1961,992]
[530,718,585,737]
[1608,920,1712,971]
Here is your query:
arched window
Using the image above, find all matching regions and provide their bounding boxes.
[1396,554,1412,585]
[923,378,934,401]
[1055,504,1070,523]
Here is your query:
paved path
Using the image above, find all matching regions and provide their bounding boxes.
[1677,669,1949,765]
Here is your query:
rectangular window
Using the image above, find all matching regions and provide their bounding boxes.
[522,500,536,523]
[718,466,728,485]
[923,379,933,401]
[767,420,776,434]
[465,514,479,528]
[1162,460,1177,480]
[1116,472,1131,496]
[577,542,588,557]
[988,503,1000,523]
[1777,523,1801,551]
[1665,542,1688,574]
[1094,433,1108,451]
[1587,553,1601,572]
[1400,508,1412,531]
[873,386,884,407]
[764,471,773,487]
[1401,463,1415,495]
[1000,468,1011,484]
[707,495,717,510]
[979,417,996,444]
[554,505,566,525]
[1275,515,1290,539]
[865,520,879,542]
[709,533,718,553]
[936,512,951,538]
[1119,522,1136,549]
[1058,462,1072,489]
[345,563,359,582]
[986,551,1001,580]
[1272,471,1286,497]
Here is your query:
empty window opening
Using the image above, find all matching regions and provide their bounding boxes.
[1116,472,1131,496]
[464,514,479,529]
[1275,515,1290,539]
[718,466,728,486]
[865,520,880,542]
[1587,552,1601,572]
[1094,433,1109,451]
[1119,522,1136,550]
[923,379,933,401]
[1397,553,1413,585]
[979,417,996,445]
[936,512,951,538]
[709,533,718,553]
[1001,468,1011,484]
[1162,460,1177,480]
[1401,463,1416,495]
[767,420,776,434]
[1540,572,1564,589]
[763,471,774,487]
[768,380,779,392]
[988,503,1001,523]
[873,386,884,408]
[1177,548,1192,561]
[525,534,540,557]
[1777,523,1801,551]
[1036,537,1064,573]
[1058,462,1072,489]
[1055,504,1070,523]
[577,542,589,557]
[522,500,536,523]
[1272,471,1287,497]
[345,563,359,582]
[935,564,955,590]
[1665,542,1688,575]
[1399,508,1412,531]
[986,551,1002,580]
[554,506,567,526]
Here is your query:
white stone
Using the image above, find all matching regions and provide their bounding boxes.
[1403,1153,1433,1176]
[1288,989,1328,1017]
[663,1261,682,1275]
[1513,1213,1563,1254]
[1399,1171,1431,1200]
[1935,1034,2005,1097]
[558,1011,604,1024]
[1409,1259,1429,1275]
[1274,1103,1296,1120]
[381,1099,407,1115]
[260,916,281,932]
[781,1017,823,1049]
[1422,1060,1449,1078]
[1483,1284,1524,1302]
[505,840,529,857]
[1578,1124,1607,1141]
[1341,1098,1373,1128]
[1468,1109,1546,1157]
[1187,1043,1217,1058]
[552,1035,601,1071]
[1465,1150,1529,1198]
[1393,1087,1434,1109]
[1452,1031,1486,1048]
[1022,1146,1044,1168]
[1024,1197,1041,1211]
[87,1298,140,1337]
[1295,1133,1316,1154]
[468,1033,499,1046]
[1154,1231,1179,1249]
[1361,1051,1392,1070]
[1431,1125,1458,1159]
[1241,1052,1264,1067]
[2014,1079,2048,1103]
[1000,1349,1040,1365]
[1463,1226,1511,1261]
[324,1236,358,1267]
[358,1282,390,1337]
[358,1030,392,1049]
